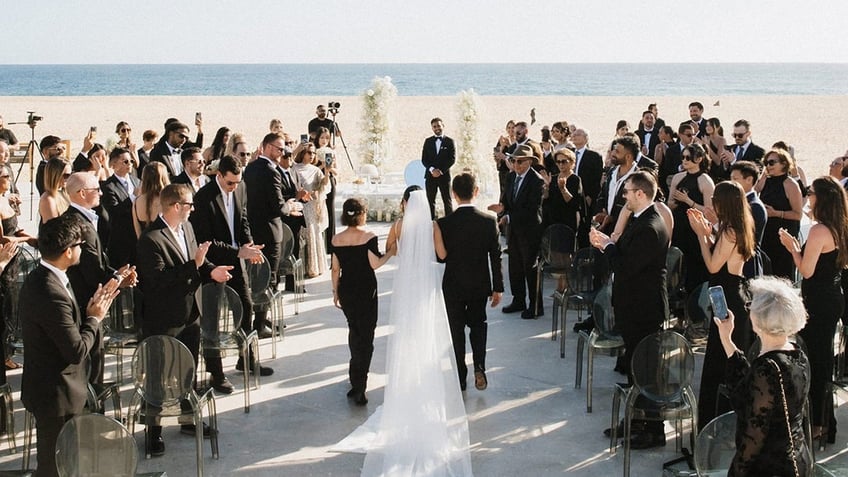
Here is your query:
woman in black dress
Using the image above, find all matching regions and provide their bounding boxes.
[756,148,803,280]
[688,180,755,429]
[669,144,715,292]
[780,176,848,442]
[716,276,812,477]
[331,198,394,405]
[541,149,583,233]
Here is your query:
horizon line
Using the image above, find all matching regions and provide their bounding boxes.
[1,61,847,66]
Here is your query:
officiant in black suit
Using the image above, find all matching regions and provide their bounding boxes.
[435,173,503,391]
[590,171,669,450]
[421,117,456,219]
[488,144,545,320]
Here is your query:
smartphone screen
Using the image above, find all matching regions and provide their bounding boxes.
[708,286,729,320]
[195,112,202,122]
[324,152,333,166]
[300,133,309,143]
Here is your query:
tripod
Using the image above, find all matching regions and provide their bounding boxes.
[7,118,43,220]
[329,112,355,171]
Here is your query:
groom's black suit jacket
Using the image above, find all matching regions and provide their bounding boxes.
[437,206,504,300]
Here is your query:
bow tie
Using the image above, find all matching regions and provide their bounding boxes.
[173,148,182,155]
[434,136,443,140]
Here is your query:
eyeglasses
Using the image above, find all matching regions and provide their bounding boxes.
[284,141,295,146]
[554,159,572,164]
[224,180,241,186]
[831,160,843,167]
[765,159,781,166]
[238,152,251,158]
[508,157,531,164]
[70,240,85,248]
[120,159,131,165]
[81,187,101,193]
[268,143,286,153]
[732,133,747,139]
[120,128,131,133]
[681,132,693,137]
[177,201,194,207]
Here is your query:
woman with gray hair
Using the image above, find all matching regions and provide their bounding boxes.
[716,276,811,477]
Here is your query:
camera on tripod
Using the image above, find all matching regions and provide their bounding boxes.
[327,101,341,115]
[26,111,42,129]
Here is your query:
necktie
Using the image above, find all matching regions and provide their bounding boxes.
[575,150,582,169]
[735,147,744,162]
[283,171,293,190]
[513,175,522,200]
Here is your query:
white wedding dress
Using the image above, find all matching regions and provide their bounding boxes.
[333,190,473,476]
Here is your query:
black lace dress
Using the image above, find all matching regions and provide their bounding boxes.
[760,174,800,280]
[671,171,708,291]
[332,236,383,395]
[726,345,812,477]
[799,247,843,431]
[542,173,583,233]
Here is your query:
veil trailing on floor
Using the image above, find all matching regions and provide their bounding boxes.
[335,190,473,476]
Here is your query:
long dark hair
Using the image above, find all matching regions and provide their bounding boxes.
[711,181,755,260]
[684,144,710,173]
[211,127,230,162]
[810,176,848,267]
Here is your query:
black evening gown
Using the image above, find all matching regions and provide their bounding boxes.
[542,173,583,233]
[671,171,709,292]
[760,174,800,280]
[799,247,843,431]
[332,236,382,394]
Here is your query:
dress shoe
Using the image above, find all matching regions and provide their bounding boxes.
[603,420,645,438]
[210,376,234,395]
[348,391,368,406]
[148,436,165,457]
[502,302,527,314]
[180,422,216,438]
[521,309,541,320]
[628,432,666,450]
[474,370,488,390]
[573,317,595,333]
[255,326,273,339]
[235,360,274,376]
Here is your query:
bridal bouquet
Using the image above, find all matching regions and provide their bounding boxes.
[456,89,497,201]
[360,76,398,170]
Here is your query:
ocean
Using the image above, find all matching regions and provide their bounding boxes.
[0,63,845,96]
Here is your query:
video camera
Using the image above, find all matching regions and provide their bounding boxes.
[327,101,341,115]
[26,111,42,129]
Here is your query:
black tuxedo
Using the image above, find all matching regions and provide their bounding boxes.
[712,142,766,181]
[596,166,633,235]
[501,169,544,313]
[101,174,140,266]
[21,264,101,475]
[575,148,603,212]
[438,206,504,384]
[137,147,150,179]
[660,141,684,196]
[148,141,182,181]
[422,135,456,218]
[190,179,256,332]
[244,157,286,285]
[636,129,661,159]
[680,118,708,139]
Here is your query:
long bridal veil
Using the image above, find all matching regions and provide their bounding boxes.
[360,190,473,476]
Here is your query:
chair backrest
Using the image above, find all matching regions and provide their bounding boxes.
[567,247,598,294]
[55,413,138,477]
[280,222,296,261]
[694,411,736,476]
[104,287,137,334]
[5,246,41,346]
[592,282,618,338]
[666,246,685,297]
[195,283,244,345]
[539,224,575,270]
[631,330,695,402]
[245,259,272,302]
[132,335,196,407]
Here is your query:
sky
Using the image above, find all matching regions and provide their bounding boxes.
[5,0,848,64]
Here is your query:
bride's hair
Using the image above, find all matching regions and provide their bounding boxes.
[402,185,422,203]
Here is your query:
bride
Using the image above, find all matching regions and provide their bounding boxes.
[336,188,473,476]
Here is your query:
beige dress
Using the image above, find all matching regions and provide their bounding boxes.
[292,162,329,277]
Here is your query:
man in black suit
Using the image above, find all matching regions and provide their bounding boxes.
[590,171,669,450]
[680,101,708,140]
[489,144,545,319]
[102,148,141,266]
[435,173,503,391]
[172,147,210,193]
[35,135,65,195]
[715,119,765,182]
[571,129,603,245]
[422,117,456,219]
[137,130,158,178]
[136,184,233,456]
[190,155,272,384]
[661,123,696,196]
[730,161,769,278]
[593,136,641,235]
[64,172,137,384]
[636,110,661,159]
[21,214,120,477]
[148,121,190,181]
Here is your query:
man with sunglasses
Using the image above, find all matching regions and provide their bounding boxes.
[149,121,190,181]
[488,144,545,319]
[172,147,209,193]
[35,135,66,195]
[101,148,140,266]
[716,119,765,181]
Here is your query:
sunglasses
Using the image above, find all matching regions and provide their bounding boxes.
[554,159,573,164]
[732,133,747,139]
[70,240,86,248]
[682,155,692,161]
[178,201,194,207]
[224,180,241,186]
[508,157,531,164]
[238,152,251,158]
[120,128,131,133]
[765,159,782,166]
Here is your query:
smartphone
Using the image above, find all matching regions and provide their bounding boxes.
[324,152,333,167]
[195,112,202,123]
[300,133,309,143]
[90,126,97,134]
[708,285,729,320]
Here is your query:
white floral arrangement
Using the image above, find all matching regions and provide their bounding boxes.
[360,76,398,170]
[455,89,497,202]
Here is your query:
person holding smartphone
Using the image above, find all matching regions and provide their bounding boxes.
[686,180,755,429]
[313,127,337,250]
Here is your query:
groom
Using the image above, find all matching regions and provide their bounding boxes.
[435,173,503,391]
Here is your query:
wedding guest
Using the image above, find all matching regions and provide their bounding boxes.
[227,132,247,162]
[635,110,660,159]
[637,103,665,131]
[73,143,111,182]
[292,143,330,278]
[434,173,503,391]
[107,121,139,168]
[172,147,209,193]
[716,276,812,476]
[102,147,140,266]
[0,242,19,372]
[755,148,803,280]
[313,127,338,250]
[680,101,707,139]
[232,141,252,167]
[773,141,808,196]
[331,198,394,405]
[36,135,65,195]
[493,120,517,194]
[541,149,583,233]
[421,117,456,219]
[571,128,603,244]
[132,162,170,238]
[137,129,158,178]
[38,157,71,225]
[687,181,755,428]
[780,176,848,443]
[594,135,640,234]
[149,121,190,180]
[716,119,766,181]
[703,118,727,180]
[653,126,676,180]
[269,119,284,136]
[202,127,230,164]
[660,123,696,198]
[0,116,18,151]
[0,141,19,196]
[605,120,630,167]
[0,170,37,248]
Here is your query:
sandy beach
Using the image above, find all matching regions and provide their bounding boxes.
[0,95,843,188]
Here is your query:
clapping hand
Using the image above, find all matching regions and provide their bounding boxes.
[778,227,800,253]
[671,188,692,206]
[86,279,121,321]
[211,265,234,283]
[195,241,211,268]
[115,264,138,288]
[686,208,712,237]
[238,242,265,264]
[589,227,612,251]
